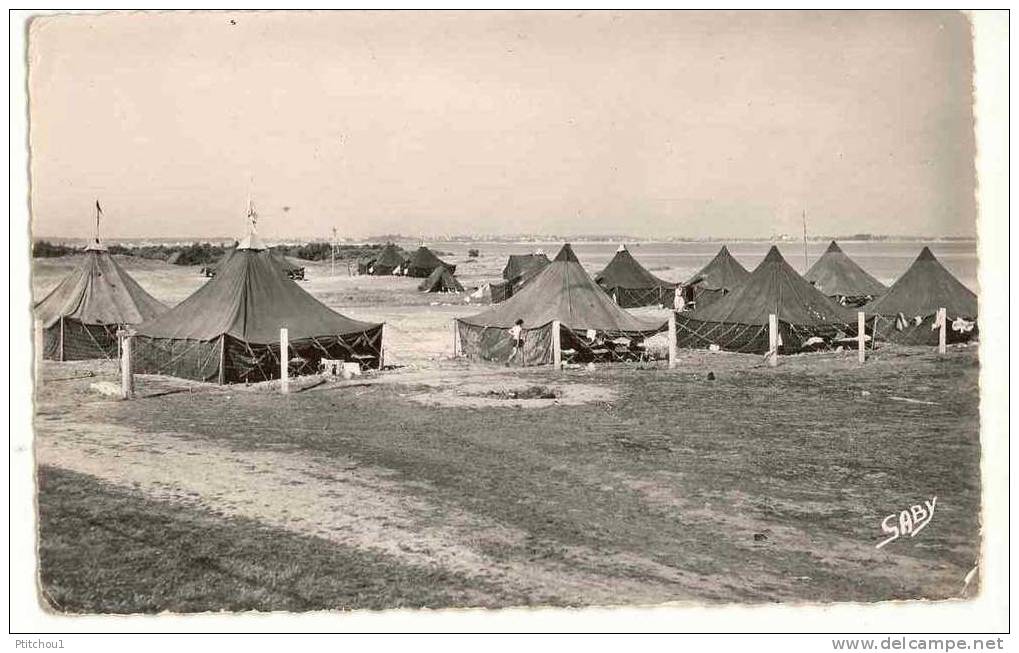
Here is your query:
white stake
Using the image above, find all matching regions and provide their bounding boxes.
[34,319,43,382]
[280,327,290,394]
[768,313,778,367]
[938,307,947,354]
[120,329,135,399]
[857,311,866,364]
[668,312,677,370]
[452,320,460,357]
[552,320,562,370]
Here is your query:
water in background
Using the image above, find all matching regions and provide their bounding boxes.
[430,240,978,292]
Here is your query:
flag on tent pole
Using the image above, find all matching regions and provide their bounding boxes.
[94,200,103,244]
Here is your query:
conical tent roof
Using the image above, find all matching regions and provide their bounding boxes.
[686,246,751,291]
[407,246,453,270]
[372,243,406,269]
[459,244,666,332]
[865,247,977,318]
[804,241,887,298]
[686,246,851,326]
[134,247,379,344]
[503,253,551,281]
[418,266,464,293]
[595,246,676,290]
[35,247,167,329]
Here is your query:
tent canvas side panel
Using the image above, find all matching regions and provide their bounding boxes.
[132,336,223,383]
[455,321,553,366]
[611,286,676,309]
[870,315,978,346]
[674,314,848,355]
[222,328,385,383]
[42,318,120,361]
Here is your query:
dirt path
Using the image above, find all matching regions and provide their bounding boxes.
[35,418,710,607]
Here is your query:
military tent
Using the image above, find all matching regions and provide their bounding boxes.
[864,247,978,345]
[456,244,667,366]
[132,233,383,383]
[502,253,550,281]
[595,245,677,308]
[674,246,853,354]
[491,252,551,304]
[804,241,886,306]
[358,243,407,275]
[35,240,167,360]
[405,246,456,278]
[683,246,751,309]
[418,266,464,293]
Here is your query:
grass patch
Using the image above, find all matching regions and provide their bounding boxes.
[37,466,526,613]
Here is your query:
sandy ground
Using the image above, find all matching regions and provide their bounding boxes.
[30,254,982,609]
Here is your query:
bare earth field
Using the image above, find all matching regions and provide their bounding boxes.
[31,255,981,612]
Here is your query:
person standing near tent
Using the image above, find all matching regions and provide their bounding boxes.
[509,318,525,365]
[674,284,686,311]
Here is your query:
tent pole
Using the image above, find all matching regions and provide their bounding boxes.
[768,314,778,367]
[938,307,947,354]
[280,328,290,394]
[552,320,562,371]
[668,312,677,370]
[857,311,866,364]
[451,320,460,358]
[218,335,226,384]
[120,329,134,399]
[59,317,64,362]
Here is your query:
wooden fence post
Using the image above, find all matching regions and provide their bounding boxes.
[552,320,562,370]
[668,312,677,370]
[452,319,460,358]
[768,314,778,367]
[280,327,290,394]
[120,329,135,399]
[938,307,947,354]
[857,311,866,364]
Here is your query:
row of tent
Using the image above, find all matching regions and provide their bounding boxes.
[457,241,978,363]
[35,234,977,379]
[357,243,457,278]
[485,240,889,311]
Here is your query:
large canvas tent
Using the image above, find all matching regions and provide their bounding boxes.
[132,234,383,384]
[674,246,853,354]
[35,241,167,360]
[595,245,677,308]
[864,247,978,345]
[358,243,406,275]
[804,241,886,306]
[683,246,751,309]
[456,244,668,366]
[418,266,464,293]
[492,253,551,304]
[405,246,456,278]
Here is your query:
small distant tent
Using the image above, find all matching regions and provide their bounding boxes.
[132,232,384,384]
[492,252,551,304]
[864,247,978,345]
[674,246,853,354]
[419,266,464,293]
[456,244,667,366]
[595,245,677,308]
[804,241,886,307]
[35,240,167,360]
[406,246,456,278]
[359,243,406,276]
[502,253,551,282]
[683,246,751,309]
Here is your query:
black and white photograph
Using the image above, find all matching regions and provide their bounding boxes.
[9,7,1010,643]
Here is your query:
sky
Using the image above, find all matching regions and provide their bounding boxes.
[28,10,977,241]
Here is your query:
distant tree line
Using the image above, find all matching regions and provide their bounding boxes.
[33,239,399,266]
